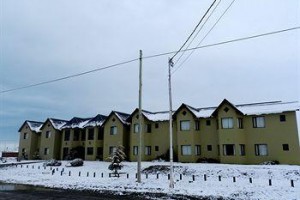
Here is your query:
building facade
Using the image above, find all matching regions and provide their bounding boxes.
[18,99,300,164]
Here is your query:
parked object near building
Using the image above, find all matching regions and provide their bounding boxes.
[43,159,62,167]
[17,99,300,165]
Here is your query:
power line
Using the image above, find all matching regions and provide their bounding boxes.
[170,0,217,60]
[174,0,222,66]
[1,58,138,93]
[172,0,236,74]
[0,26,299,94]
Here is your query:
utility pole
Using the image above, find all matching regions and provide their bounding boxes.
[168,58,174,188]
[137,50,143,183]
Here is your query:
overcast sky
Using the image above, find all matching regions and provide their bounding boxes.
[0,0,299,143]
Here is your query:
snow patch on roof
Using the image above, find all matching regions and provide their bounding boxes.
[61,117,92,129]
[84,114,107,127]
[114,111,130,125]
[49,118,68,130]
[143,111,170,121]
[26,121,43,132]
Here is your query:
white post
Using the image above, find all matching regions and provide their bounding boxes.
[168,58,174,188]
[137,50,143,183]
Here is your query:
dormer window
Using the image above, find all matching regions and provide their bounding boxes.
[221,118,233,129]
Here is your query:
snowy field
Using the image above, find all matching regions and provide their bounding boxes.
[0,161,299,200]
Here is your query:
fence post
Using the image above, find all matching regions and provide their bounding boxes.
[38,166,40,170]
[93,172,96,178]
[135,173,137,179]
[269,179,272,186]
[218,176,221,181]
[192,175,195,181]
[56,168,59,171]
[32,165,34,169]
[127,173,129,179]
[204,174,207,181]
[146,174,148,179]
[168,174,170,180]
[60,171,63,176]
[79,171,81,177]
[156,173,159,179]
[52,169,55,175]
[101,173,103,178]
[249,178,252,183]
[69,171,71,176]
[233,177,236,182]
[180,174,182,180]
[87,172,89,177]
[291,180,294,187]
[27,165,28,168]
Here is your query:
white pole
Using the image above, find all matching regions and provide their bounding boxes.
[137,50,143,183]
[168,58,174,188]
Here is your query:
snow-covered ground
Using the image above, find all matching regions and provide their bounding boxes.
[0,161,299,200]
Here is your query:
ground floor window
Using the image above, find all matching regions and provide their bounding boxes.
[255,144,268,156]
[181,145,192,155]
[133,146,138,155]
[240,144,246,156]
[97,147,103,158]
[87,147,94,155]
[44,148,49,155]
[223,144,235,156]
[145,146,151,155]
[195,145,201,155]
[109,146,116,155]
[207,145,212,151]
[282,144,289,151]
[155,146,159,151]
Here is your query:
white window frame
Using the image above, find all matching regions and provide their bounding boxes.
[180,120,191,131]
[110,126,117,135]
[223,144,235,156]
[46,131,51,138]
[24,132,28,139]
[255,144,268,156]
[133,146,138,155]
[181,145,192,155]
[109,146,116,155]
[145,146,151,155]
[195,145,201,155]
[253,116,265,128]
[221,117,234,129]
[44,148,49,155]
[239,144,246,156]
[134,124,139,133]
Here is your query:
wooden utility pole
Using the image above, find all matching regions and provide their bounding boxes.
[168,58,174,188]
[137,50,143,183]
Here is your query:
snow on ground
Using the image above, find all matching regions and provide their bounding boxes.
[0,161,299,200]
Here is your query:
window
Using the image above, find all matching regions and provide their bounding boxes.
[145,146,151,155]
[45,131,51,138]
[238,118,243,129]
[206,120,211,126]
[155,146,159,151]
[155,123,159,128]
[23,132,28,139]
[253,117,265,128]
[98,127,104,140]
[87,147,94,155]
[280,115,286,122]
[97,147,103,157]
[255,144,268,156]
[223,144,235,156]
[73,129,80,141]
[133,146,138,155]
[64,130,70,141]
[109,146,116,155]
[81,130,86,141]
[195,145,201,155]
[180,120,190,131]
[282,144,289,151]
[88,128,94,140]
[221,118,233,129]
[44,148,49,155]
[22,148,26,153]
[207,145,212,151]
[195,120,200,131]
[240,144,246,156]
[110,126,117,135]
[181,145,192,155]
[134,124,139,133]
[146,124,152,133]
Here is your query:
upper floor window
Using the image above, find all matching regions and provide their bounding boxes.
[133,146,138,155]
[181,145,192,155]
[146,124,152,133]
[195,120,200,131]
[255,144,268,156]
[280,115,286,122]
[206,120,211,126]
[73,129,80,141]
[81,130,86,141]
[45,131,51,138]
[221,117,233,129]
[110,126,117,135]
[253,116,265,128]
[238,118,243,129]
[134,124,139,133]
[23,132,28,139]
[180,120,190,131]
[155,123,159,128]
[64,130,70,141]
[88,128,94,140]
[98,127,104,140]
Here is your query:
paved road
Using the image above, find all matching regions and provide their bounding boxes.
[0,183,216,200]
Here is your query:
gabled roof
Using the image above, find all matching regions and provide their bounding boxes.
[128,108,170,122]
[40,118,68,130]
[83,114,107,127]
[211,99,243,117]
[102,111,130,126]
[18,120,43,132]
[61,117,92,129]
[174,103,215,118]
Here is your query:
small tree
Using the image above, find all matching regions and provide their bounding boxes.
[108,145,126,174]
